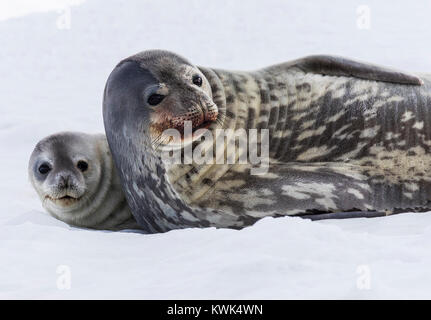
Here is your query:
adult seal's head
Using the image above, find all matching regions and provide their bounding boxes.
[105,50,222,146]
[29,132,137,230]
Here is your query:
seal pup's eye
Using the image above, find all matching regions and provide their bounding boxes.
[38,163,51,175]
[147,94,165,106]
[192,75,202,87]
[77,160,88,172]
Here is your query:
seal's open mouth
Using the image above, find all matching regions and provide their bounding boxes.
[150,103,219,146]
[177,117,217,143]
[59,195,76,200]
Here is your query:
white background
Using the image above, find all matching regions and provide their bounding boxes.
[1,0,431,299]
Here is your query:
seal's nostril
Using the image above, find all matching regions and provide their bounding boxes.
[58,174,72,189]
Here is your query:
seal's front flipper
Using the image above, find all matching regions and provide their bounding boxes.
[197,161,431,220]
[195,162,375,217]
[286,55,423,85]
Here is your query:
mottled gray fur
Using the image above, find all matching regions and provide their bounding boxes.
[103,50,431,233]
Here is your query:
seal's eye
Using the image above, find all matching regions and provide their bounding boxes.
[147,94,165,106]
[38,163,51,175]
[77,160,88,172]
[192,75,202,87]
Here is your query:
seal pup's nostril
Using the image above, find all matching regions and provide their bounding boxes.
[58,174,71,189]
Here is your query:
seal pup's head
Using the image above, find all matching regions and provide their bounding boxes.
[103,50,221,148]
[28,132,134,230]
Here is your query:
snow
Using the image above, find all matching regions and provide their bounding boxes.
[1,0,431,299]
[0,0,84,21]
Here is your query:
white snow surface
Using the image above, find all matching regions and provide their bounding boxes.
[1,0,431,299]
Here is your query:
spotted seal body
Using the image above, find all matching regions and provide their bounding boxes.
[103,50,431,233]
[29,132,138,230]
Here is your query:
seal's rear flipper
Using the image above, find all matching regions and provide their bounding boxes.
[286,55,423,85]
[297,211,386,221]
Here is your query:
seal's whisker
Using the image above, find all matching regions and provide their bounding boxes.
[152,133,173,150]
[151,133,163,148]
[215,117,224,127]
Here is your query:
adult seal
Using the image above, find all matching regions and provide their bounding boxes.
[29,132,138,230]
[103,50,431,233]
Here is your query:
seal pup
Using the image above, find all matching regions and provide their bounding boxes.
[29,132,138,230]
[103,50,431,233]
